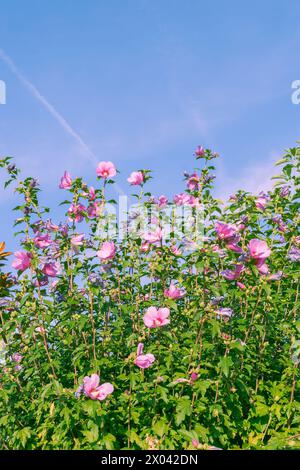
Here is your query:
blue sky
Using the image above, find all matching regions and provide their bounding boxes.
[1,0,300,249]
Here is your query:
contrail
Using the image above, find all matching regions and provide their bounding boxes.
[0,47,97,165]
[0,48,125,194]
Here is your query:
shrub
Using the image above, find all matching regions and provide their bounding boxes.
[0,145,299,450]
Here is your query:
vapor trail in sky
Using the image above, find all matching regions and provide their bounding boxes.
[0,47,98,165]
[0,47,125,194]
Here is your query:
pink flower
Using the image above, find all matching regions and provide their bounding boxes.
[216,308,233,318]
[68,203,86,223]
[221,264,244,280]
[12,251,32,272]
[268,271,283,281]
[97,241,116,261]
[134,343,155,369]
[170,245,181,256]
[143,306,170,328]
[82,374,114,401]
[157,195,168,208]
[226,235,243,253]
[190,372,198,381]
[194,145,205,158]
[35,326,45,334]
[33,232,52,249]
[255,259,269,275]
[188,196,200,207]
[127,171,144,185]
[140,241,150,252]
[173,377,190,384]
[12,353,23,363]
[187,173,200,191]
[248,239,271,260]
[45,220,60,232]
[164,283,185,300]
[255,193,268,211]
[87,201,102,218]
[96,161,116,179]
[88,186,96,200]
[192,439,200,449]
[143,227,163,244]
[215,221,238,240]
[71,234,85,246]
[59,171,72,189]
[173,193,191,206]
[42,262,61,277]
[236,281,246,289]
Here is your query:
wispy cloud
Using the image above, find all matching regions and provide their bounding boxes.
[215,150,280,200]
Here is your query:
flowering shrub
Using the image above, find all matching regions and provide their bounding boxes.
[0,145,299,450]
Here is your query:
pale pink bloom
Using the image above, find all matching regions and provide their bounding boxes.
[212,245,226,256]
[221,264,244,280]
[12,353,23,363]
[33,232,52,249]
[216,308,233,318]
[173,193,191,206]
[268,271,282,281]
[237,281,246,289]
[143,227,163,243]
[272,215,287,233]
[97,241,116,261]
[134,343,155,369]
[12,251,32,272]
[192,439,200,449]
[187,173,200,191]
[42,262,61,277]
[68,203,86,223]
[255,194,268,211]
[164,283,185,299]
[88,186,96,200]
[248,239,271,260]
[60,224,69,236]
[226,235,243,253]
[255,260,269,275]
[194,145,205,158]
[82,374,114,401]
[71,234,85,246]
[140,241,150,252]
[280,186,290,197]
[172,371,198,385]
[45,220,60,232]
[127,171,144,185]
[35,326,45,334]
[143,306,170,328]
[59,171,72,189]
[288,246,300,262]
[187,196,200,207]
[173,377,190,384]
[255,197,268,211]
[49,280,59,291]
[215,221,238,240]
[157,195,168,208]
[170,245,181,256]
[96,161,116,178]
[87,201,102,218]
